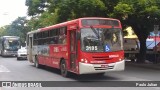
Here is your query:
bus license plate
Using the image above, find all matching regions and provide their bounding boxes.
[101,65,108,68]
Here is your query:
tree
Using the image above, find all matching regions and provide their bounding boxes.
[55,0,107,22]
[0,25,9,37]
[25,0,61,16]
[25,0,48,16]
[25,0,107,30]
[25,0,160,63]
[111,0,160,63]
[6,17,30,43]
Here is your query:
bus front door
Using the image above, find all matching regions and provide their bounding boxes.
[69,30,77,71]
[28,36,33,62]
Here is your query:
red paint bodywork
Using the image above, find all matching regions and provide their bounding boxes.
[32,17,123,74]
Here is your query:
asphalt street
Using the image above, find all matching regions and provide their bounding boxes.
[0,57,160,90]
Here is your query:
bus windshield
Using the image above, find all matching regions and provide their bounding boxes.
[81,28,123,52]
[4,39,20,50]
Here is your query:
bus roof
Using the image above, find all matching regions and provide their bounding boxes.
[1,36,19,38]
[27,29,41,35]
[40,17,120,30]
[27,17,121,34]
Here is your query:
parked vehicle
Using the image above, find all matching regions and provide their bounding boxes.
[125,38,160,62]
[124,38,139,51]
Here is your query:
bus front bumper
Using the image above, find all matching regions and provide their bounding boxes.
[3,51,17,56]
[79,60,125,74]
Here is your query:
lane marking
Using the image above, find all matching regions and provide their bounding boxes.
[0,65,10,72]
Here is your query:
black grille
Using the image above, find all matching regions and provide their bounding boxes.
[94,65,114,70]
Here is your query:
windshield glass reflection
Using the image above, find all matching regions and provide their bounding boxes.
[4,39,20,50]
[81,28,123,52]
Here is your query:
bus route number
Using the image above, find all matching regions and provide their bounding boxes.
[86,46,98,51]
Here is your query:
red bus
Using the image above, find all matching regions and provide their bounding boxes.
[26,17,125,77]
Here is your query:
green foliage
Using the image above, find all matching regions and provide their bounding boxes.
[55,0,77,22]
[113,0,160,32]
[25,0,47,16]
[0,26,9,37]
[27,16,40,31]
[110,0,160,62]
[77,0,107,17]
[26,10,59,31]
[0,17,30,43]
[55,0,107,22]
[25,0,107,28]
[24,0,160,62]
[113,2,133,16]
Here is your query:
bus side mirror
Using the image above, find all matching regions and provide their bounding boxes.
[76,31,81,40]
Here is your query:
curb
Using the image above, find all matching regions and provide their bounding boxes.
[125,61,160,70]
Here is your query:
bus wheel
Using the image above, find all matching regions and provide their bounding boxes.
[60,60,69,77]
[34,56,41,68]
[1,51,5,57]
[17,57,19,60]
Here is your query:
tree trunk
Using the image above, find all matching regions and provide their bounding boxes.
[126,15,152,63]
[136,37,147,63]
[131,24,148,63]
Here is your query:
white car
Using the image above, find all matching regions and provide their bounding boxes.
[17,47,27,60]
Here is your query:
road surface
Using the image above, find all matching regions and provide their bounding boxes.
[0,57,160,90]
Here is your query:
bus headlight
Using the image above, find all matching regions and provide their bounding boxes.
[81,59,84,62]
[4,50,7,52]
[81,58,88,63]
[85,60,88,63]
[119,58,122,61]
[119,57,124,61]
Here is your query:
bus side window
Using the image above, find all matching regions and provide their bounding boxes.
[50,40,55,44]
[54,37,58,44]
[58,27,67,44]
[50,37,58,44]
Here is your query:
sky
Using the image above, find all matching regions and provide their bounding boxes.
[0,0,28,27]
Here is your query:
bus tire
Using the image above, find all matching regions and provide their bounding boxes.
[0,51,2,56]
[60,60,69,77]
[1,51,4,57]
[34,56,41,68]
[17,57,19,60]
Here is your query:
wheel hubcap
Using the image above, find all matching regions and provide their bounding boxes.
[61,63,66,75]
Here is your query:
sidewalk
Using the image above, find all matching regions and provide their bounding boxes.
[125,60,160,70]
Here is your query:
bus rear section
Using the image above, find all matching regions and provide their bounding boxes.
[27,17,125,77]
[0,36,20,57]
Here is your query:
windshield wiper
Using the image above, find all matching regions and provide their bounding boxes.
[90,26,99,39]
[90,26,103,46]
